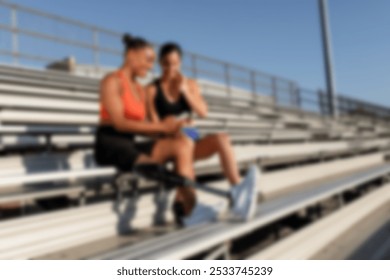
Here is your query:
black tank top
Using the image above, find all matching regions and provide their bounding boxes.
[153,78,191,119]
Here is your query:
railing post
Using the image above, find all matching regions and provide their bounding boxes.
[93,29,99,70]
[224,63,231,96]
[289,82,293,107]
[337,96,343,116]
[191,54,197,78]
[271,77,278,105]
[250,70,257,105]
[347,98,355,117]
[250,71,257,94]
[289,81,299,108]
[11,8,19,65]
[318,90,326,116]
[295,85,302,109]
[326,90,336,117]
[338,96,345,117]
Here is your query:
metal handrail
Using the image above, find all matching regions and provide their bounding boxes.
[0,1,389,121]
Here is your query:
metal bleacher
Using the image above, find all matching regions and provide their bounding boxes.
[0,63,390,260]
[246,182,390,260]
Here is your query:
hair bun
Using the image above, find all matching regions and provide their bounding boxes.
[122,33,133,45]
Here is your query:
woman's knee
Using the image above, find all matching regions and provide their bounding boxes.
[174,134,195,154]
[214,132,231,146]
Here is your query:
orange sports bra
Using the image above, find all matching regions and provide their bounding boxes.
[99,70,146,122]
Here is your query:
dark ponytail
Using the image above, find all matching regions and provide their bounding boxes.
[122,33,151,53]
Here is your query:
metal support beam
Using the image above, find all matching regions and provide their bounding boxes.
[319,0,338,118]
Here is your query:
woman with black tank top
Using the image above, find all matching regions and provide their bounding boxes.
[145,43,242,216]
[94,35,197,226]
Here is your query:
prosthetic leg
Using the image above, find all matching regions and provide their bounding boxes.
[132,163,260,226]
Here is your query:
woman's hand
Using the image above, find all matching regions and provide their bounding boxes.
[171,73,208,118]
[178,74,190,95]
[161,116,188,135]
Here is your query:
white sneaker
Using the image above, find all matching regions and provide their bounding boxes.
[182,202,224,227]
[230,164,261,221]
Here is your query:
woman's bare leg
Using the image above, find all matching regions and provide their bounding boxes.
[194,132,241,185]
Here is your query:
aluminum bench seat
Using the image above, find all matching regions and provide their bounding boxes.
[90,163,390,260]
[0,83,98,100]
[0,75,96,93]
[1,152,388,259]
[0,65,99,86]
[0,185,85,205]
[246,183,390,260]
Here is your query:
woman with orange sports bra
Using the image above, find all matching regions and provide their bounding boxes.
[94,34,196,222]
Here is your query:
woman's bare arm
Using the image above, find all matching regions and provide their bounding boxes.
[145,84,161,123]
[101,74,174,134]
[181,78,208,118]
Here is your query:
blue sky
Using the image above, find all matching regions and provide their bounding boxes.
[3,0,390,105]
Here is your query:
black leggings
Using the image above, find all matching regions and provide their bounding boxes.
[94,125,155,171]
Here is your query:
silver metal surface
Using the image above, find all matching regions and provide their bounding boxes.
[92,164,390,260]
[318,0,338,118]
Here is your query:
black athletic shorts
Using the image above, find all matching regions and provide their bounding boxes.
[94,125,156,171]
